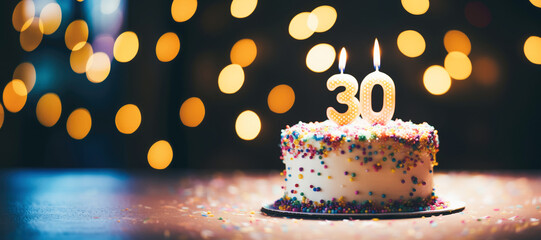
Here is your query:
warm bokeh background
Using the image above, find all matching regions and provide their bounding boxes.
[0,0,540,170]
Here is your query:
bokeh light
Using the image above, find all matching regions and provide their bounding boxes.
[218,64,244,94]
[93,34,115,59]
[12,62,36,93]
[2,80,27,113]
[20,18,43,52]
[531,0,541,8]
[0,103,4,129]
[444,51,472,80]
[70,43,94,74]
[231,0,257,19]
[65,20,89,51]
[179,97,205,127]
[524,36,541,65]
[473,56,499,86]
[39,2,62,35]
[156,32,180,63]
[115,104,141,134]
[235,110,261,141]
[230,39,257,67]
[306,43,336,73]
[66,108,92,140]
[444,30,471,55]
[101,0,121,14]
[423,65,452,95]
[289,12,317,40]
[148,140,173,170]
[267,84,295,114]
[171,0,197,22]
[12,0,35,32]
[36,93,62,127]
[86,52,111,83]
[311,5,336,33]
[397,30,425,58]
[465,1,491,28]
[114,31,139,63]
[401,0,429,15]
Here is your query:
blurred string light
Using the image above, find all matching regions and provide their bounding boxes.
[289,12,318,40]
[2,80,27,113]
[397,30,425,58]
[147,140,173,169]
[86,52,111,83]
[218,64,244,94]
[444,51,472,80]
[171,0,197,22]
[70,43,93,74]
[115,104,141,134]
[267,84,295,114]
[12,0,35,32]
[473,56,499,86]
[311,6,336,33]
[235,110,261,140]
[113,31,139,63]
[524,36,541,65]
[423,65,451,95]
[66,108,92,140]
[101,0,121,15]
[465,1,491,28]
[444,30,471,55]
[93,34,115,59]
[305,43,336,73]
[156,32,181,62]
[0,103,4,129]
[20,18,43,52]
[289,5,336,40]
[531,0,541,8]
[36,93,62,127]
[230,0,257,19]
[83,0,124,37]
[65,19,88,51]
[13,62,36,93]
[179,97,205,127]
[39,2,62,35]
[230,39,257,67]
[401,0,429,15]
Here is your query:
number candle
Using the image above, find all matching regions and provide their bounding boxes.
[327,48,361,126]
[359,39,395,125]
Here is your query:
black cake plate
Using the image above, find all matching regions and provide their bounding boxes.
[261,200,465,220]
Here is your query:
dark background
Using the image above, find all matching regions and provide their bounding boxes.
[0,0,540,170]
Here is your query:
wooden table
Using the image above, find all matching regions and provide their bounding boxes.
[1,170,540,239]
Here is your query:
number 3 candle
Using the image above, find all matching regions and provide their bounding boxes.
[327,48,361,126]
[359,39,395,125]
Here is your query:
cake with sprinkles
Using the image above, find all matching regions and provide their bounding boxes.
[271,118,447,213]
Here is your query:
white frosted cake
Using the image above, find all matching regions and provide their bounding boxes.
[271,118,446,213]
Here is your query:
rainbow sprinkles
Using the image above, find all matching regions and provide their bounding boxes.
[271,118,446,213]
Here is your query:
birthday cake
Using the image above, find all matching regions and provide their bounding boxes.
[271,118,447,213]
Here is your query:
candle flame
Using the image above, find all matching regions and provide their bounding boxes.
[339,47,347,74]
[374,38,380,71]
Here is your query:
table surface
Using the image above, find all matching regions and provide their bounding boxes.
[1,170,540,239]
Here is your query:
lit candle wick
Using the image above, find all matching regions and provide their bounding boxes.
[374,38,380,71]
[339,47,347,74]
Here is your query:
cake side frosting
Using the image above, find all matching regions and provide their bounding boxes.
[276,118,441,213]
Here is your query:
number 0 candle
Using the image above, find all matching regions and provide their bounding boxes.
[359,39,396,125]
[327,48,361,126]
